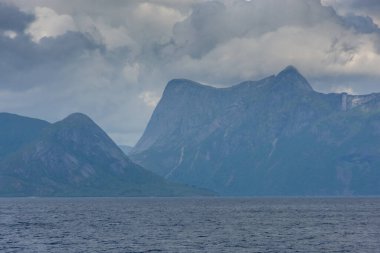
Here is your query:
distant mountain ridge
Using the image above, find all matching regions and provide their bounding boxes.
[0,113,210,196]
[0,113,50,159]
[130,66,380,196]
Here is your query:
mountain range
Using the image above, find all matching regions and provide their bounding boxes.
[130,66,380,196]
[0,112,210,196]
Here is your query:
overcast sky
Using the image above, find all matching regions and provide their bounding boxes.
[1,0,380,145]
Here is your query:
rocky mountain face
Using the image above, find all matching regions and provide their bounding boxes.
[0,113,210,196]
[130,66,380,196]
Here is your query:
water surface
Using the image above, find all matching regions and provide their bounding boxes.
[1,197,379,252]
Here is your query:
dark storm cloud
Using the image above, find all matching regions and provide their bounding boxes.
[341,14,380,34]
[0,31,102,90]
[38,32,102,62]
[173,1,226,58]
[324,0,380,26]
[0,2,34,32]
[345,0,380,11]
[0,2,102,91]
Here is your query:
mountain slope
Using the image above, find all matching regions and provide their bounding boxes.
[0,113,210,196]
[0,113,50,159]
[130,66,380,196]
[119,145,133,155]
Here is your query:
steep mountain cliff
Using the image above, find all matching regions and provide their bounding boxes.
[130,66,380,196]
[0,113,210,196]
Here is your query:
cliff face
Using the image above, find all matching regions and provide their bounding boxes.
[0,113,211,196]
[131,66,380,196]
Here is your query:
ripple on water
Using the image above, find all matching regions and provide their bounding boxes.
[0,197,379,253]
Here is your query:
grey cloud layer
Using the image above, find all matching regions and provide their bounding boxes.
[1,0,380,145]
[0,32,102,90]
[0,2,34,31]
[323,0,380,27]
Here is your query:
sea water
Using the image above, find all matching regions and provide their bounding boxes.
[1,197,379,252]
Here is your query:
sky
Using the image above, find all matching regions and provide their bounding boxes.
[0,0,380,145]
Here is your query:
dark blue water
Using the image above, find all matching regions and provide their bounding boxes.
[0,197,379,252]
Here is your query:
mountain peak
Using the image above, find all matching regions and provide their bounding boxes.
[48,113,105,146]
[275,65,313,92]
[64,112,92,122]
[280,65,299,73]
[165,79,213,92]
[277,65,303,79]
[58,113,96,128]
[162,79,216,101]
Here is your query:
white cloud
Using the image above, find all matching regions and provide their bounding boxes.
[3,30,17,39]
[26,6,77,42]
[139,91,160,108]
[75,16,138,51]
[131,2,186,44]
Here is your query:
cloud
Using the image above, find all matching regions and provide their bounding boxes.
[323,0,380,26]
[341,14,380,34]
[171,0,341,58]
[0,2,34,32]
[0,31,102,91]
[132,2,185,43]
[123,63,140,85]
[139,91,160,108]
[26,6,77,42]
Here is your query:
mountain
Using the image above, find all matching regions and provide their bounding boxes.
[119,145,133,155]
[130,66,380,196]
[0,113,211,196]
[0,113,50,159]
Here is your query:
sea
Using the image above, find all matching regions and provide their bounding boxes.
[0,197,379,253]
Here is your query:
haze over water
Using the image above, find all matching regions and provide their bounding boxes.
[1,197,379,252]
